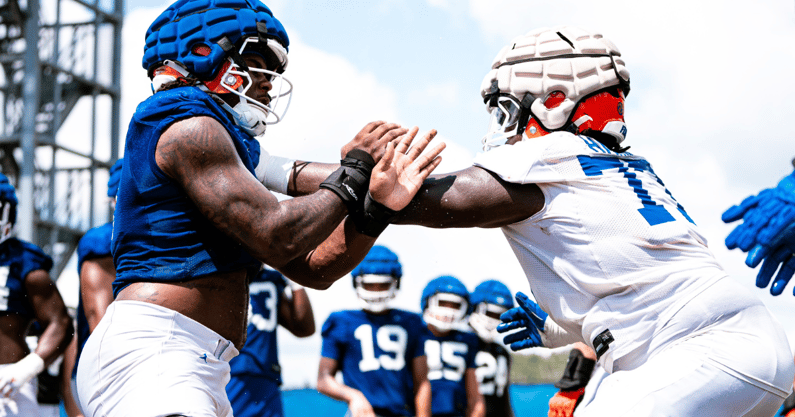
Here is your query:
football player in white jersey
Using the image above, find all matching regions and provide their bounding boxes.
[390,26,795,416]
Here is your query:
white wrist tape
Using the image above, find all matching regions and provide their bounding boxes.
[0,353,44,396]
[255,149,295,195]
[540,318,580,348]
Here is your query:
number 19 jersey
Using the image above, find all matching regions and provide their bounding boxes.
[473,132,726,366]
[321,309,427,417]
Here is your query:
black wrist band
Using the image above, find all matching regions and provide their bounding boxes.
[353,192,398,237]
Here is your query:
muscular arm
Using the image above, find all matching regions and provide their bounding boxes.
[412,355,431,417]
[60,337,83,417]
[393,166,544,228]
[277,287,315,337]
[465,367,486,417]
[157,116,362,281]
[25,270,73,366]
[80,256,115,332]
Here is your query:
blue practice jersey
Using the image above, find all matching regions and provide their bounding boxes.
[73,222,113,378]
[228,268,287,417]
[321,309,427,417]
[0,238,53,318]
[424,328,479,417]
[111,86,262,296]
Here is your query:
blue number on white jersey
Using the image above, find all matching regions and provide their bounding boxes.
[249,281,278,332]
[0,266,9,311]
[577,137,693,226]
[425,340,468,382]
[354,324,408,372]
[475,351,508,396]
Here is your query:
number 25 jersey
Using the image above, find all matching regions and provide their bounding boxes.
[473,132,726,364]
[321,309,427,417]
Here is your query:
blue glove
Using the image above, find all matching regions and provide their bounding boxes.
[496,291,548,351]
[723,170,795,295]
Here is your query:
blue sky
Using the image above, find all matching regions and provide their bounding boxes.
[53,0,795,387]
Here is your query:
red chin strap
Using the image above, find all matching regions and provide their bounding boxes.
[523,89,626,140]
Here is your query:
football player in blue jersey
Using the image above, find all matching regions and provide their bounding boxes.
[421,276,484,417]
[75,0,444,415]
[318,245,431,417]
[228,267,314,417]
[0,173,73,416]
[60,159,123,417]
[467,280,514,417]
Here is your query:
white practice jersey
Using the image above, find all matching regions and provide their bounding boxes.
[473,132,727,364]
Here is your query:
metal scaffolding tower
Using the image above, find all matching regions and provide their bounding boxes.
[0,0,123,278]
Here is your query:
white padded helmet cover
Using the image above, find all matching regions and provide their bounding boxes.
[480,26,629,131]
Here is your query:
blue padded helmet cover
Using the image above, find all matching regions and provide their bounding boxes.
[142,0,289,80]
[470,279,514,309]
[351,245,402,278]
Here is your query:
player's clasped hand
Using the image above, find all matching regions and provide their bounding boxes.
[723,170,795,295]
[496,292,547,352]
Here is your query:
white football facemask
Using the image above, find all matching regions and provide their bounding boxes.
[469,302,509,342]
[219,38,293,136]
[355,274,398,313]
[423,292,468,332]
[482,95,525,152]
[0,202,14,245]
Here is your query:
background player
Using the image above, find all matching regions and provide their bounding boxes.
[723,157,795,296]
[421,276,484,417]
[318,245,430,417]
[467,280,514,417]
[227,267,315,417]
[392,26,794,415]
[76,0,444,415]
[0,174,73,416]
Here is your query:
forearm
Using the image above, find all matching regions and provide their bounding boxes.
[287,161,338,196]
[61,338,83,417]
[283,288,315,336]
[467,397,486,417]
[393,168,540,228]
[279,218,377,289]
[414,379,431,417]
[35,316,73,366]
[317,372,363,404]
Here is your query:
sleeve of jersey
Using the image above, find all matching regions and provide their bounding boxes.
[320,313,342,360]
[472,133,593,184]
[20,242,54,278]
[409,314,428,359]
[464,334,480,369]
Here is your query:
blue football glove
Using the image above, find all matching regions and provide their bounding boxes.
[723,169,795,295]
[496,291,548,351]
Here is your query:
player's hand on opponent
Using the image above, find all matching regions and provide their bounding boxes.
[369,127,445,211]
[0,353,44,398]
[723,168,795,295]
[341,121,409,163]
[348,391,377,417]
[496,292,547,351]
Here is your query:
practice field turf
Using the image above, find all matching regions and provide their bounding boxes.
[283,384,559,416]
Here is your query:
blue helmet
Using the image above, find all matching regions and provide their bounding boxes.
[143,0,294,135]
[469,280,514,341]
[107,158,123,198]
[351,245,402,313]
[0,173,17,244]
[143,0,289,81]
[470,280,514,309]
[421,275,470,331]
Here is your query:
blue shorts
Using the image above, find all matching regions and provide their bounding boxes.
[226,374,283,417]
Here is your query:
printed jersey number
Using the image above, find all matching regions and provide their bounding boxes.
[249,281,278,332]
[577,136,693,226]
[425,340,467,382]
[0,266,8,311]
[475,351,508,396]
[354,324,408,372]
